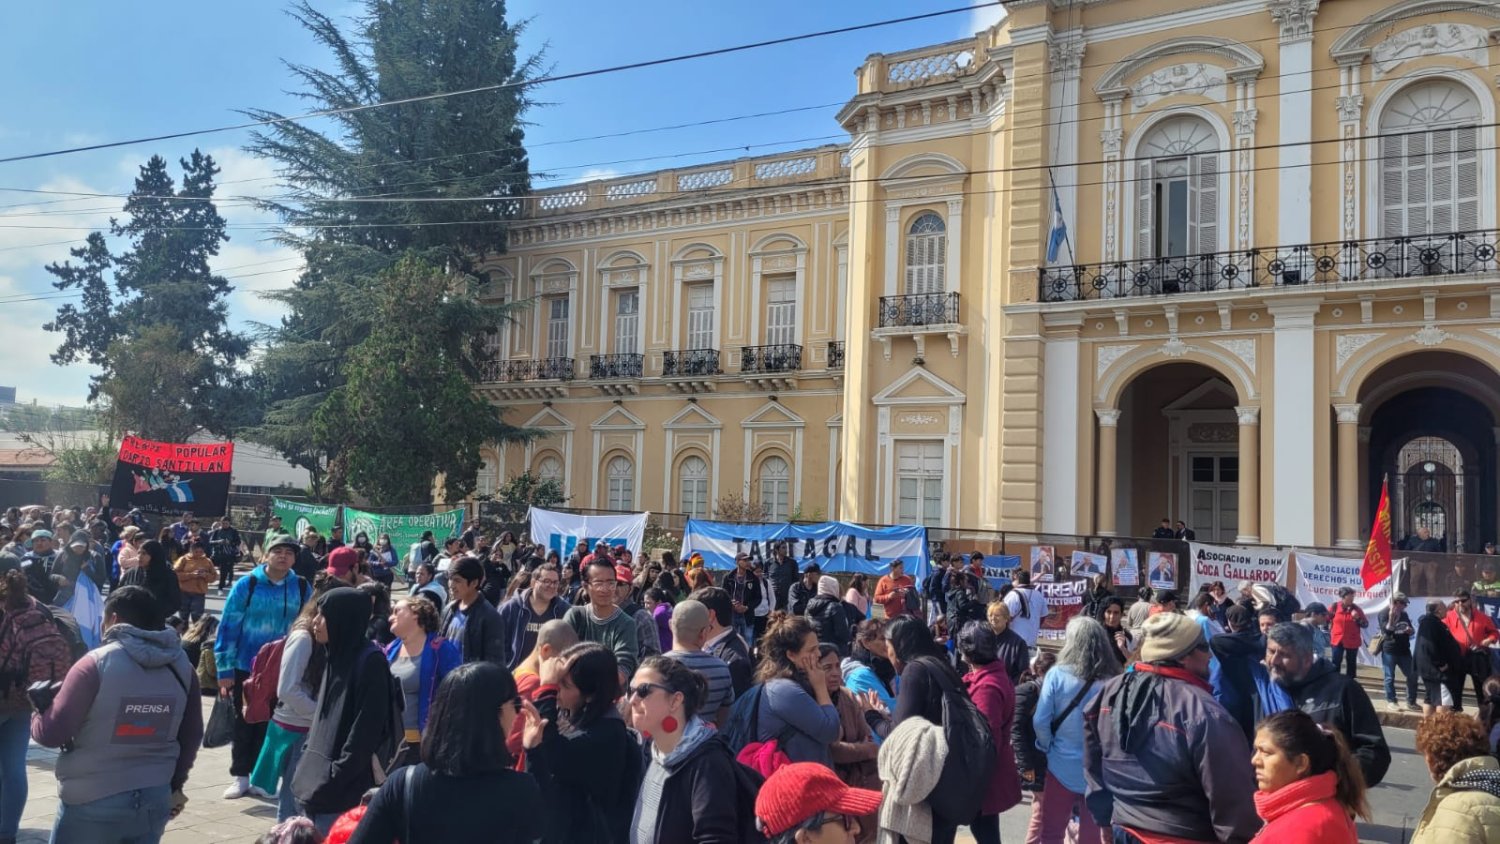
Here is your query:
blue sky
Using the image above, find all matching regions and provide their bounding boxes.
[0,1,1002,407]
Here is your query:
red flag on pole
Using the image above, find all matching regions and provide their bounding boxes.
[1362,477,1393,592]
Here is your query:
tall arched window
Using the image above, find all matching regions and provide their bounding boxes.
[904,213,946,295]
[678,456,709,519]
[1136,117,1219,259]
[758,456,790,521]
[1379,81,1480,238]
[606,455,634,511]
[536,454,564,493]
[477,452,499,497]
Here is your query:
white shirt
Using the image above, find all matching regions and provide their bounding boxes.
[1004,586,1050,646]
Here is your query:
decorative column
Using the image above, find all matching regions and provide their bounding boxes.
[1236,406,1261,543]
[1042,315,1084,534]
[1335,403,1362,548]
[1231,79,1258,253]
[1096,409,1121,536]
[1335,61,1364,245]
[1099,96,1125,265]
[1268,298,1321,545]
[1269,0,1319,247]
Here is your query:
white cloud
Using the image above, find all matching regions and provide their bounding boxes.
[576,167,622,182]
[967,3,1007,35]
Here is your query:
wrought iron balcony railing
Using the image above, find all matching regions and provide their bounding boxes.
[827,341,845,370]
[741,344,803,374]
[878,292,961,328]
[662,348,721,377]
[588,353,644,380]
[1038,229,1500,302]
[479,357,575,382]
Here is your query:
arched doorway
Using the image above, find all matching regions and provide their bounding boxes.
[1353,351,1500,553]
[1107,362,1247,541]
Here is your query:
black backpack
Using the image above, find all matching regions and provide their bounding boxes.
[914,656,995,823]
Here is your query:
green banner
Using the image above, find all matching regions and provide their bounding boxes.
[272,498,341,537]
[343,507,465,573]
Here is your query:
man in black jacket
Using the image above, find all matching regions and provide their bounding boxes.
[690,586,753,698]
[1376,593,1418,712]
[787,563,821,616]
[766,543,799,612]
[1265,621,1391,787]
[439,556,508,665]
[1415,598,1465,717]
[719,552,764,647]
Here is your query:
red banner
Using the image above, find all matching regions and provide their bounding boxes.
[116,436,234,473]
[1361,478,1393,592]
[109,436,235,516]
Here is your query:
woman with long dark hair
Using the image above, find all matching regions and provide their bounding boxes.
[841,619,896,713]
[1249,709,1366,843]
[883,615,968,844]
[347,662,543,844]
[627,655,744,843]
[121,539,182,622]
[752,613,840,766]
[290,587,391,834]
[956,622,1022,844]
[523,641,640,843]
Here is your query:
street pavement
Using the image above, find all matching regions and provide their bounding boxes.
[11,587,1437,842]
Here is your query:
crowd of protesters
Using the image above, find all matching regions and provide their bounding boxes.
[11,503,1500,843]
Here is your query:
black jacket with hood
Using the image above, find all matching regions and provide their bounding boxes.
[439,593,508,666]
[632,723,743,844]
[120,544,181,621]
[806,592,853,655]
[291,587,392,816]
[1209,628,1265,741]
[1416,610,1465,682]
[1275,658,1391,786]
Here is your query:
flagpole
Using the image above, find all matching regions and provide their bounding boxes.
[1047,169,1077,267]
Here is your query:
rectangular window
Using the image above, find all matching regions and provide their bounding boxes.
[614,290,639,355]
[680,476,708,519]
[895,441,945,528]
[686,284,714,350]
[607,477,634,511]
[765,278,796,346]
[546,297,569,359]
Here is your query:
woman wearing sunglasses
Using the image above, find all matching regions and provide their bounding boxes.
[626,655,746,843]
[345,662,543,844]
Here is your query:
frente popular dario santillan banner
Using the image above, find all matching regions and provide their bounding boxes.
[108,435,235,517]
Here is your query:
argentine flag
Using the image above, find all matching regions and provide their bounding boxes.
[1046,186,1068,264]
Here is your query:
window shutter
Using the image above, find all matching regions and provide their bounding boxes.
[1135,160,1153,259]
[1380,134,1406,238]
[1455,125,1480,232]
[1429,129,1454,234]
[1193,152,1219,255]
[1406,132,1430,236]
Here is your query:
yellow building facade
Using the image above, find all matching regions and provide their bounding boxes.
[480,0,1500,551]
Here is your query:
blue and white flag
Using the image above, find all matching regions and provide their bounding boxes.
[63,575,104,650]
[680,519,930,579]
[1046,183,1068,264]
[528,507,647,559]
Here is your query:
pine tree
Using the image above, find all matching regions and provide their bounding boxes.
[244,0,539,503]
[44,152,251,441]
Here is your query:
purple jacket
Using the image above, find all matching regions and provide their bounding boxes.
[652,603,673,653]
[963,660,1022,816]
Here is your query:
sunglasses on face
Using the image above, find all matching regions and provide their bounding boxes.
[627,682,671,700]
[807,813,856,832]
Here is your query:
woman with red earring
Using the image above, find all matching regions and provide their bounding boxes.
[626,655,746,843]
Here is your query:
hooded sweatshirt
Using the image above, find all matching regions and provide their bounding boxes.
[53,530,97,588]
[630,718,742,844]
[32,624,202,804]
[291,587,391,816]
[1270,658,1391,788]
[494,587,568,670]
[213,564,309,678]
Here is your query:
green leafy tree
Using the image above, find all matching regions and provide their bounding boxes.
[245,0,538,503]
[44,152,251,441]
[313,256,530,505]
[495,471,568,509]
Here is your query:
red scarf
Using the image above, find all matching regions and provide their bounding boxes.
[1132,661,1213,693]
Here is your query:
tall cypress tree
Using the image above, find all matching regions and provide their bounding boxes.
[44,152,252,441]
[244,0,538,503]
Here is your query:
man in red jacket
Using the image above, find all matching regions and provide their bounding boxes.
[1445,589,1499,709]
[1328,586,1368,678]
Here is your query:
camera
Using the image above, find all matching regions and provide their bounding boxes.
[27,680,63,713]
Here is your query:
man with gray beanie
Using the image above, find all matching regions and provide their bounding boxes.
[1085,613,1259,844]
[661,599,734,725]
[1264,620,1390,787]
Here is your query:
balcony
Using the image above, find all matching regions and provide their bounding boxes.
[477,357,574,400]
[1038,229,1500,303]
[740,344,802,391]
[871,292,966,361]
[827,341,845,370]
[661,348,720,393]
[588,353,643,396]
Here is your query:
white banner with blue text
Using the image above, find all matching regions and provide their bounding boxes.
[528,507,647,559]
[680,519,930,578]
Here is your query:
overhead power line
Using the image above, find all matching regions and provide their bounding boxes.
[0,3,1002,167]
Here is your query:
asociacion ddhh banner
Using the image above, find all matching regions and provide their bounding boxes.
[1188,542,1288,594]
[343,507,464,562]
[679,519,929,579]
[529,507,647,559]
[272,498,340,537]
[1292,551,1406,666]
